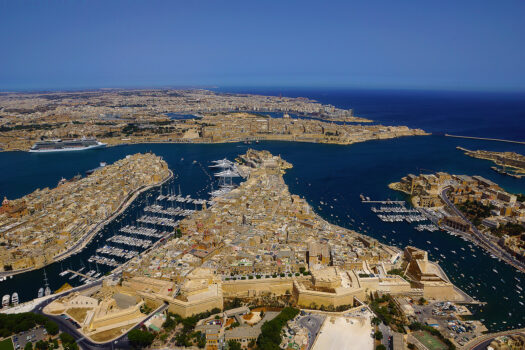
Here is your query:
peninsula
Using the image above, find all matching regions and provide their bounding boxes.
[390,173,525,272]
[457,146,525,179]
[0,153,171,275]
[0,89,428,151]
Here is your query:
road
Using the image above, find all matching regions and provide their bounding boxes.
[378,322,392,349]
[29,279,168,349]
[464,328,525,350]
[297,314,325,350]
[439,187,525,272]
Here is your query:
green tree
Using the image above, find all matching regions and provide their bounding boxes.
[371,317,381,325]
[376,345,387,350]
[128,329,155,348]
[228,340,242,350]
[44,321,59,336]
[374,331,383,340]
[59,333,75,345]
[24,343,33,350]
[63,343,78,350]
[35,340,48,350]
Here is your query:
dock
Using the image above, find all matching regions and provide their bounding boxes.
[64,269,95,281]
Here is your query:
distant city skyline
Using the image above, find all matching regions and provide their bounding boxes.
[1,0,524,92]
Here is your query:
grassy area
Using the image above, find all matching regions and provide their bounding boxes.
[90,326,132,342]
[456,200,494,226]
[66,308,90,323]
[413,330,447,350]
[492,222,524,237]
[0,338,14,350]
[369,294,406,333]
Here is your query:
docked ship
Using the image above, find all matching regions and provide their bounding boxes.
[29,137,106,152]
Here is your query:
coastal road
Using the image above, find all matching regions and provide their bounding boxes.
[462,328,525,350]
[439,187,525,272]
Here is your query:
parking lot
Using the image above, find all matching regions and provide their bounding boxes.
[11,326,47,350]
[412,301,486,347]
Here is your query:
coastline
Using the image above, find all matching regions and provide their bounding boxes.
[0,130,430,152]
[0,169,174,278]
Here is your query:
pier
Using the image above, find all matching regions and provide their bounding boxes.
[119,225,164,239]
[137,215,179,228]
[144,204,194,217]
[64,269,95,281]
[361,200,406,204]
[107,235,152,248]
[87,255,119,267]
[96,245,139,259]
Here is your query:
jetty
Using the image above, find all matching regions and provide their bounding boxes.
[445,134,525,145]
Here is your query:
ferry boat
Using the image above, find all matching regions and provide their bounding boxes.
[29,138,106,152]
[2,294,9,308]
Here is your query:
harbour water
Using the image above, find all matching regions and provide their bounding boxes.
[0,90,524,332]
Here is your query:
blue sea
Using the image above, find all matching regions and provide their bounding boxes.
[0,89,524,331]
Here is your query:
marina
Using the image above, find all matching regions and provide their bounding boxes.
[137,215,179,227]
[119,225,165,239]
[96,245,140,260]
[107,234,152,248]
[363,197,439,229]
[144,204,195,217]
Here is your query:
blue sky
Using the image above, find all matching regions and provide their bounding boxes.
[0,1,524,91]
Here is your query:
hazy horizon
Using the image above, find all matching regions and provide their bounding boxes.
[1,1,524,92]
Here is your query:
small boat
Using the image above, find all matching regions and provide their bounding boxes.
[38,288,44,298]
[493,269,498,274]
[44,287,51,296]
